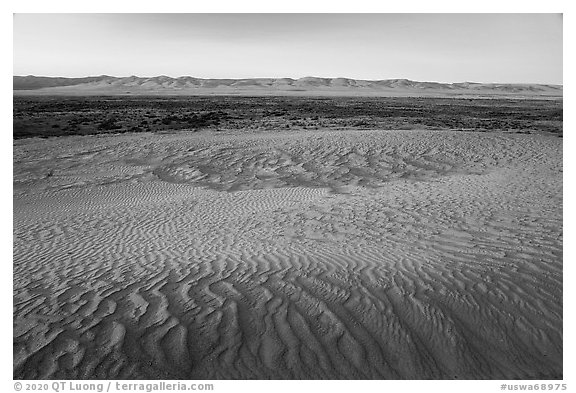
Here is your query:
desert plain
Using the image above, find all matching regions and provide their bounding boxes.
[13,96,562,379]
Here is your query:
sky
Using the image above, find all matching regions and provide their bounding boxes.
[13,13,563,84]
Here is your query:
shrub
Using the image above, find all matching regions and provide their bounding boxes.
[97,118,122,131]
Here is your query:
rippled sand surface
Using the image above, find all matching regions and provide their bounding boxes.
[13,129,562,379]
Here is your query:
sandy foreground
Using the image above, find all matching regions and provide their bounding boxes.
[13,129,562,379]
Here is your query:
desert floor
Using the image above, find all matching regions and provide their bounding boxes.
[13,128,562,379]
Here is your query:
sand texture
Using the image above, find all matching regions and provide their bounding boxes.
[13,129,562,379]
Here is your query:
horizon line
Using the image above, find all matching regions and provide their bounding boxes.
[13,74,563,86]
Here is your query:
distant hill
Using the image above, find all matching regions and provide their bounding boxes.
[13,75,563,98]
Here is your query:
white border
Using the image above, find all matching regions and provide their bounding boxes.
[4,2,571,392]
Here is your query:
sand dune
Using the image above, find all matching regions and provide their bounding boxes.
[13,75,563,98]
[13,129,562,379]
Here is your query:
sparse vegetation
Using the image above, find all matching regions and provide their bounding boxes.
[13,96,562,139]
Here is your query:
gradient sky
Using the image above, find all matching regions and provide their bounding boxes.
[13,13,563,84]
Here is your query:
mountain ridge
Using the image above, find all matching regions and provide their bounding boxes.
[13,75,563,98]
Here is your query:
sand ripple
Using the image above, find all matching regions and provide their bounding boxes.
[13,129,562,379]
